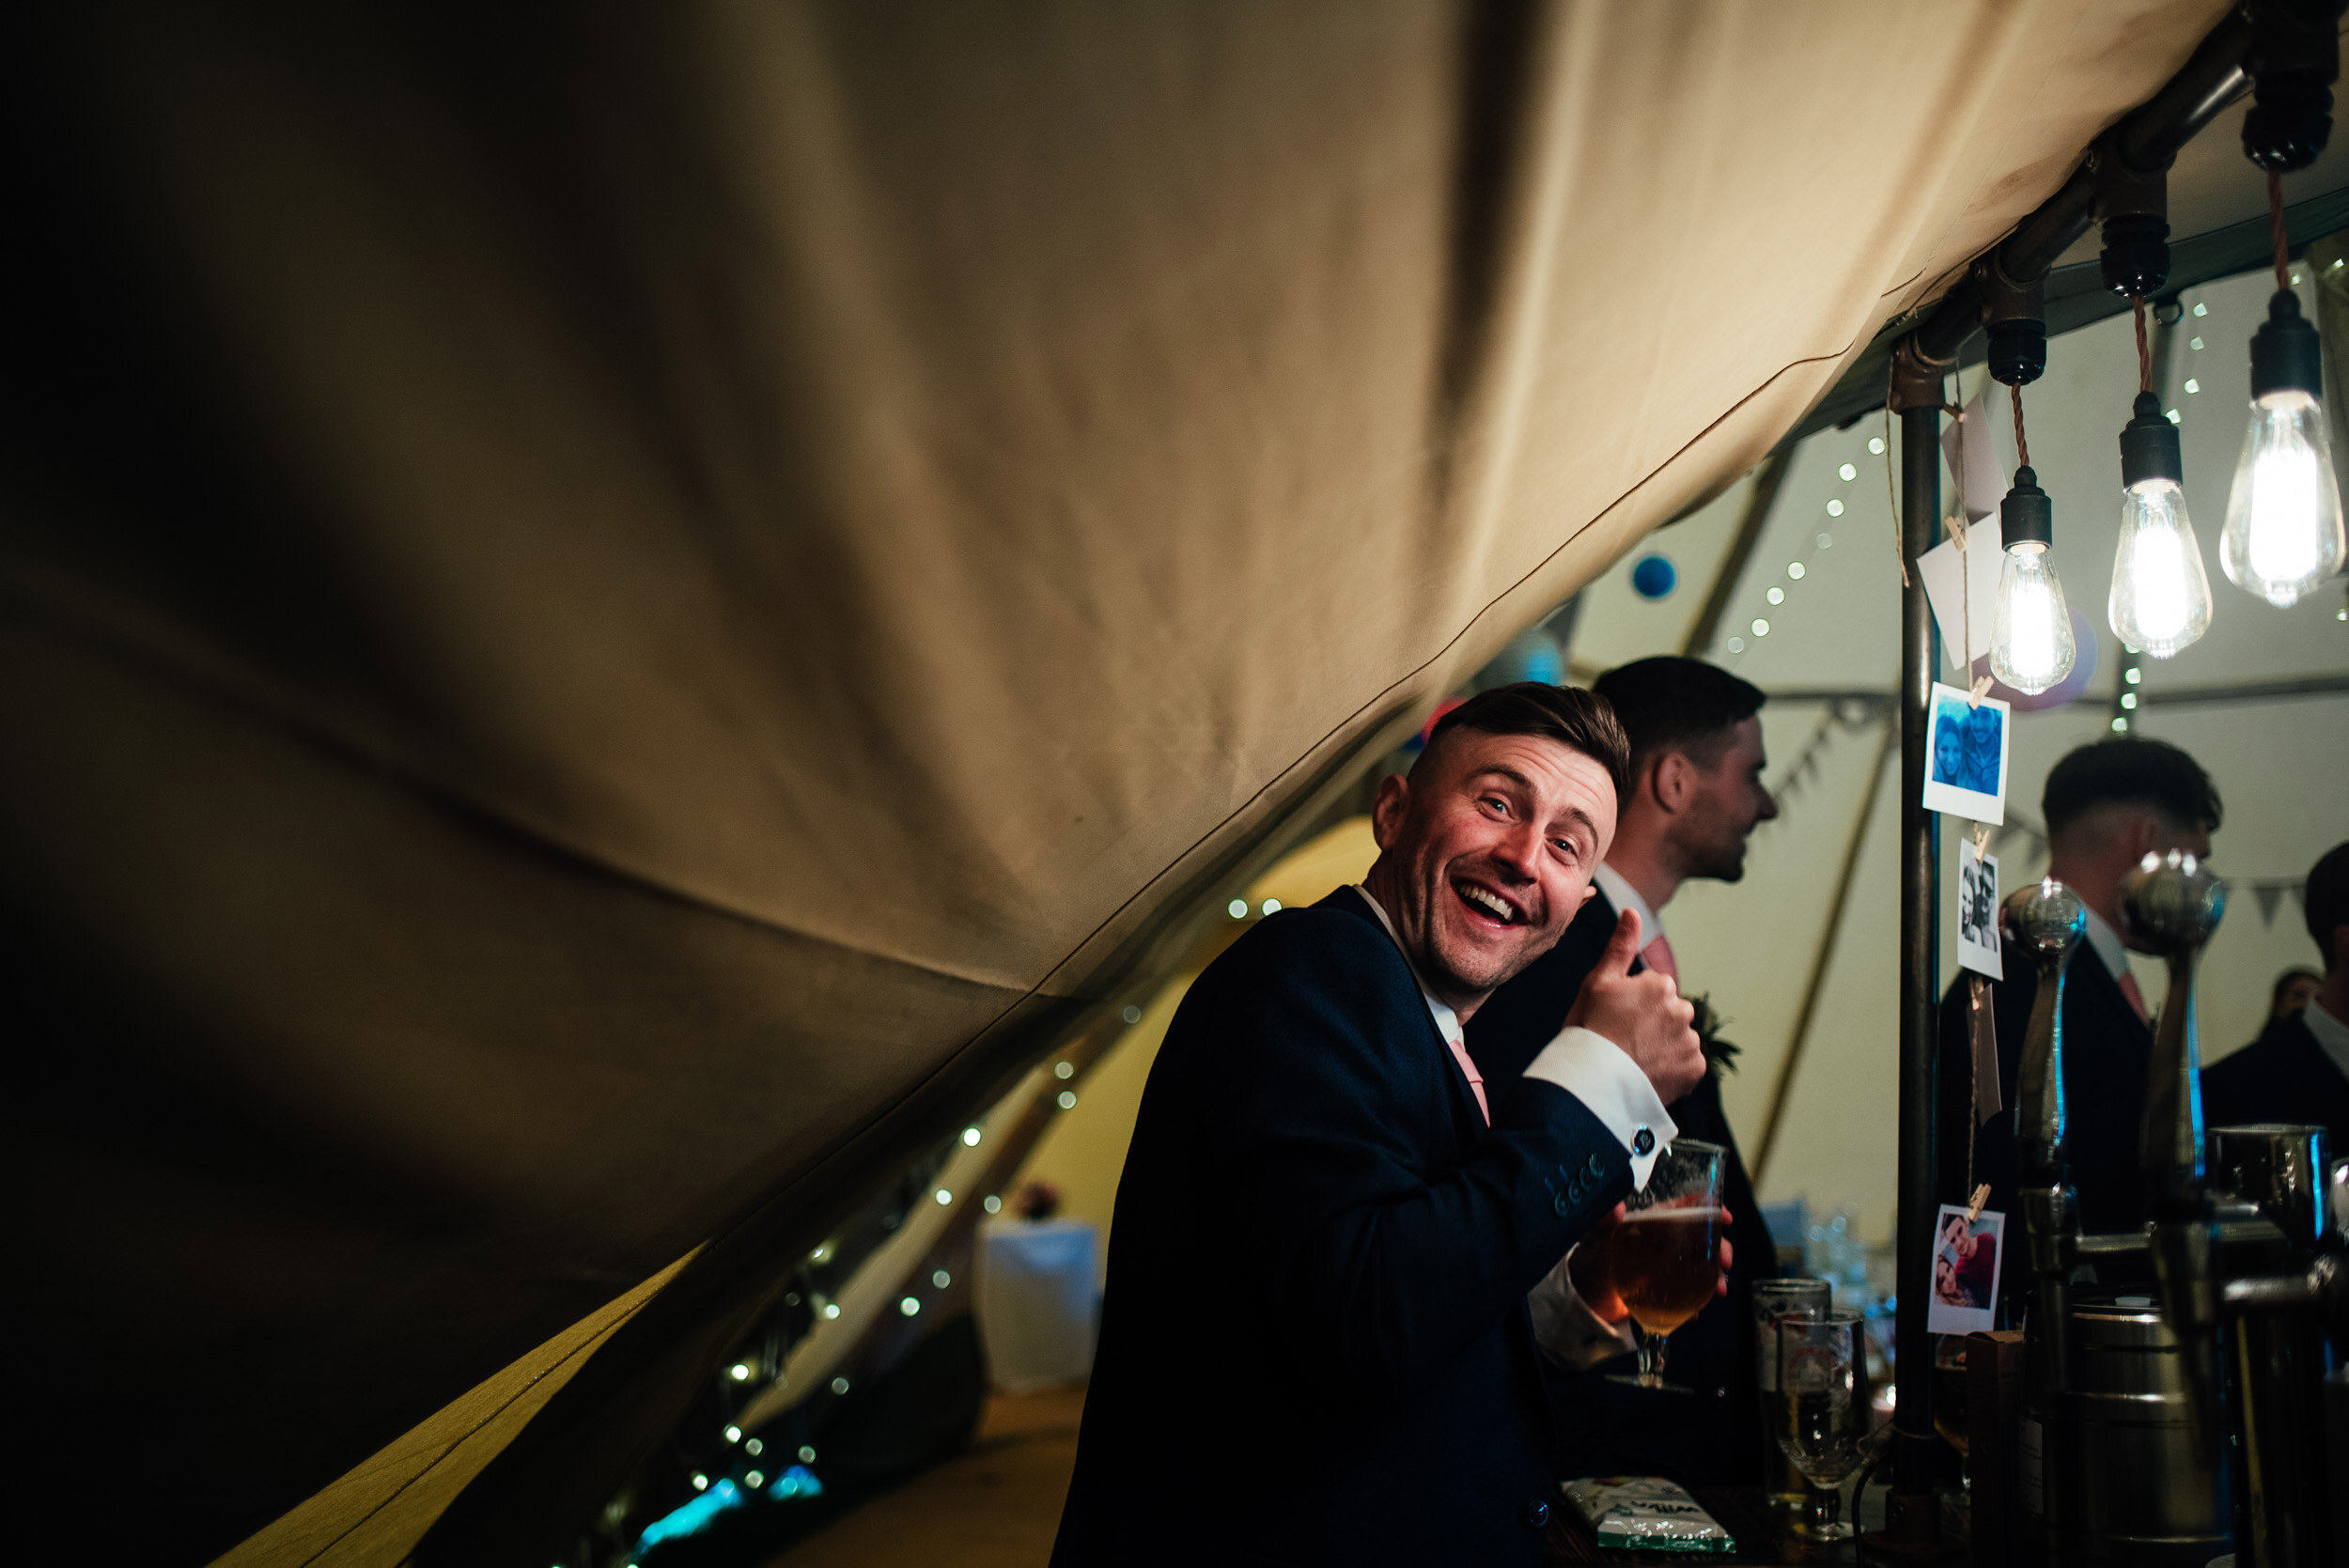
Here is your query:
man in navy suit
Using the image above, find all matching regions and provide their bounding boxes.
[2203,842,2349,1144]
[1051,684,1722,1568]
[1943,737,2222,1240]
[1465,657,1781,1486]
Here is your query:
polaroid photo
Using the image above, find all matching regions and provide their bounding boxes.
[1921,682,2009,825]
[1957,839,2002,981]
[1926,1204,2004,1337]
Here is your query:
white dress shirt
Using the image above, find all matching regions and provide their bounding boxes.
[2303,997,2349,1082]
[1593,862,1663,951]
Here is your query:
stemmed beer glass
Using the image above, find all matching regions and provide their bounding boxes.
[1607,1139,1725,1390]
[1775,1307,1886,1540]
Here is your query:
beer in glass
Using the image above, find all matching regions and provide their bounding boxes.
[1609,1139,1725,1389]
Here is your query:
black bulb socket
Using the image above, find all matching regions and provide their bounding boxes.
[2119,391,2184,487]
[2000,465,2053,549]
[2245,78,2334,173]
[2249,287,2324,399]
[2099,214,2171,299]
[1986,318,2047,387]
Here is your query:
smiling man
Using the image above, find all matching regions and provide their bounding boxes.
[1051,685,1709,1568]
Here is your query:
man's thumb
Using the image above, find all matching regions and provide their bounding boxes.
[1598,907,1642,974]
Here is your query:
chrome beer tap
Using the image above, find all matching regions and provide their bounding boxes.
[2123,849,2228,1467]
[2010,877,2086,1409]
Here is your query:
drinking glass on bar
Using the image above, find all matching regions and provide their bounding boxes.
[1776,1306,1885,1540]
[1608,1139,1726,1391]
[1752,1277,1832,1511]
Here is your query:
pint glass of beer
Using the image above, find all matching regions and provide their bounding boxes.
[1610,1139,1726,1390]
[1752,1278,1832,1510]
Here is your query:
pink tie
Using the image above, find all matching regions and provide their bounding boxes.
[1447,1038,1490,1125]
[2117,970,2150,1025]
[1640,935,1679,984]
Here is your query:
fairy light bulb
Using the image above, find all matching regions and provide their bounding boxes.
[2221,290,2347,605]
[1989,466,2076,693]
[2110,390,2213,656]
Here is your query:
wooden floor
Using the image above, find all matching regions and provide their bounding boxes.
[763,1385,1087,1568]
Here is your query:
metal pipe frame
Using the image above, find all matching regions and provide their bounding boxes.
[1885,397,1945,1541]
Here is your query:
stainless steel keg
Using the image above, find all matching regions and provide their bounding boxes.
[2053,1291,2232,1565]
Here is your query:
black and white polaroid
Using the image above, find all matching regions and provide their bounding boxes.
[1920,682,2009,825]
[1957,839,2001,981]
[1926,1203,2004,1337]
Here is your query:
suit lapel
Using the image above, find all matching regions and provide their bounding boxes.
[1325,889,1487,1147]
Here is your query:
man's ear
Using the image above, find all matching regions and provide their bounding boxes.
[1370,773,1409,850]
[1652,752,1693,814]
[1577,882,1597,910]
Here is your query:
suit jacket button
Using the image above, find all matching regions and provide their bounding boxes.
[1524,1498,1551,1529]
[1586,1152,1606,1176]
[1553,1193,1572,1218]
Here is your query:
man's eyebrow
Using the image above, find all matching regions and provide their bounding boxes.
[1470,765,1597,846]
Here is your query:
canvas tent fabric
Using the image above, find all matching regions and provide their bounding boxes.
[0,3,2239,1561]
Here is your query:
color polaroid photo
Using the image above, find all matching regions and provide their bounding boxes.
[1921,683,2009,825]
[1957,839,2002,981]
[1926,1203,2003,1337]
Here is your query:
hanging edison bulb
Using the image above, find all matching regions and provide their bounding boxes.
[1990,466,2077,693]
[2220,290,2348,605]
[2110,390,2213,656]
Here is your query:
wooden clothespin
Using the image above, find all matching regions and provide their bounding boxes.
[1964,1183,1991,1223]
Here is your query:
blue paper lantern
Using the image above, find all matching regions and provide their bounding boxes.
[1630,554,1677,600]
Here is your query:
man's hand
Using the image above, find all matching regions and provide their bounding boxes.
[1564,908,1704,1104]
[1567,1201,1736,1324]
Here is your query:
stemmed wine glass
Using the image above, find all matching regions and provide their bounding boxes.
[1776,1307,1887,1540]
[1606,1139,1725,1391]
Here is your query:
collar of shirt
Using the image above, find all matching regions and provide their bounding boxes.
[1348,886,1465,1047]
[2302,997,2349,1081]
[1592,863,1662,949]
[2078,904,2132,985]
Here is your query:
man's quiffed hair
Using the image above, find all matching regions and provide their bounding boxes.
[2306,842,2349,961]
[2041,737,2222,840]
[1423,682,1631,803]
[1593,656,1766,769]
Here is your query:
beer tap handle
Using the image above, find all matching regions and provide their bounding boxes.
[2122,851,2228,1467]
[2010,879,2085,1182]
[2126,852,2223,1214]
[2009,879,2086,1408]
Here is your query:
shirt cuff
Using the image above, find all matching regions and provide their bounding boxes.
[1523,1025,1678,1189]
[1527,1247,1639,1371]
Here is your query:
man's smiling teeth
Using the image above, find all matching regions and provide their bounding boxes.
[1459,884,1517,924]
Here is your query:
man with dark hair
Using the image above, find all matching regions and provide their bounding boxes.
[1465,655,1780,1486]
[1054,684,1723,1568]
[2265,967,2323,1024]
[1945,736,2222,1239]
[2202,843,2349,1142]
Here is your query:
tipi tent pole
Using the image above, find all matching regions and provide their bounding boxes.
[1882,380,1949,1546]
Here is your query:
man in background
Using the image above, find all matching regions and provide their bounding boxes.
[2264,966,2323,1026]
[2203,842,2349,1142]
[1466,656,1780,1486]
[1946,737,2222,1239]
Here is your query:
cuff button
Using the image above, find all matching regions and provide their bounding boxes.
[1632,1127,1656,1157]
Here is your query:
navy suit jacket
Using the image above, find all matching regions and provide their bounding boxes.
[1464,890,1779,1486]
[2201,1010,2349,1146]
[1050,889,1633,1568]
[1939,939,2154,1241]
